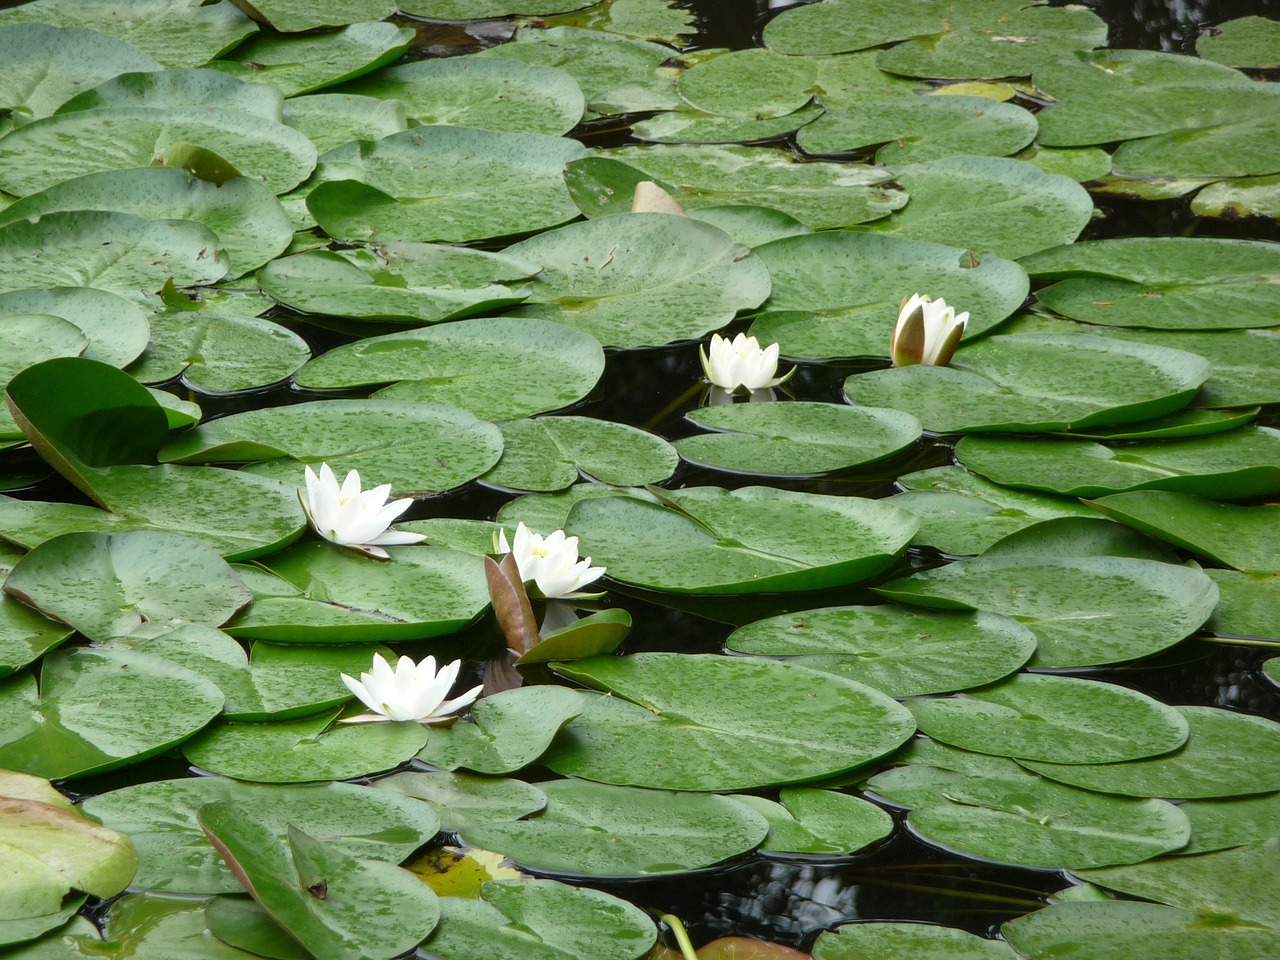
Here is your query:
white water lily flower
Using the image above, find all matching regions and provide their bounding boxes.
[340,653,481,724]
[700,333,790,391]
[495,522,607,599]
[890,293,968,368]
[302,462,425,560]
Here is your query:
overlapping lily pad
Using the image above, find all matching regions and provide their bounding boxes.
[845,335,1211,434]
[675,403,921,477]
[129,311,309,393]
[484,417,678,492]
[0,288,149,371]
[503,213,771,348]
[281,94,406,153]
[233,0,398,32]
[566,486,917,594]
[1198,15,1280,68]
[727,606,1035,697]
[632,105,824,145]
[463,779,768,877]
[374,772,547,832]
[0,545,73,680]
[307,127,588,243]
[544,653,916,790]
[160,399,503,496]
[732,788,892,856]
[813,923,1017,960]
[878,554,1217,667]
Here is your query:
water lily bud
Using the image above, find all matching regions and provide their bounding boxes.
[890,293,968,367]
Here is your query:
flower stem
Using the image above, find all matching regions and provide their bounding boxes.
[660,914,698,960]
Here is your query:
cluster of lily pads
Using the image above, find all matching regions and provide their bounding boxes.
[1,0,1279,958]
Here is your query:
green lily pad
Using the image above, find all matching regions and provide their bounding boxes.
[978,516,1178,564]
[1198,15,1280,68]
[1090,490,1280,573]
[0,545,73,680]
[0,211,230,304]
[374,771,547,832]
[307,127,587,243]
[877,554,1217,668]
[762,0,967,56]
[844,335,1211,434]
[281,93,406,153]
[304,318,602,422]
[1111,96,1280,179]
[633,105,823,145]
[210,22,414,98]
[1191,174,1280,220]
[0,168,292,279]
[799,97,1037,165]
[544,653,916,791]
[888,465,1101,556]
[813,922,1017,960]
[1014,144,1113,182]
[484,417,678,492]
[1021,706,1280,800]
[226,542,490,642]
[199,803,439,960]
[906,674,1190,763]
[56,66,282,119]
[0,316,87,439]
[0,0,258,68]
[183,707,428,783]
[676,49,921,120]
[464,779,768,877]
[0,896,86,951]
[421,878,656,960]
[417,685,587,775]
[0,24,160,120]
[232,0,397,32]
[675,402,921,477]
[599,144,906,228]
[1055,408,1259,441]
[0,106,316,197]
[203,897,311,960]
[859,156,1095,260]
[81,776,438,895]
[730,788,892,856]
[954,427,1280,499]
[1022,237,1280,331]
[341,56,584,137]
[727,606,1036,697]
[566,486,918,595]
[0,646,223,781]
[3,531,250,642]
[161,399,502,496]
[604,0,695,44]
[0,287,150,370]
[259,248,530,325]
[1003,899,1279,960]
[477,25,681,115]
[1077,839,1280,929]
[1179,792,1280,855]
[502,213,771,349]
[1205,570,1280,641]
[129,311,309,393]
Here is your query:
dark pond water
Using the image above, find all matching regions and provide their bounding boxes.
[11,0,1279,952]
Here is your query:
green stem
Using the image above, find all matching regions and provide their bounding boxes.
[1195,634,1280,649]
[660,914,698,960]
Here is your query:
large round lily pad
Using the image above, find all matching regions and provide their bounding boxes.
[462,779,769,877]
[543,653,916,791]
[0,287,150,370]
[484,417,678,492]
[566,486,918,595]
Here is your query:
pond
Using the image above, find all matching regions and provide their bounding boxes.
[0,0,1278,958]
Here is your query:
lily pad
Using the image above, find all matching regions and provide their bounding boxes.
[503,213,771,349]
[0,0,258,68]
[1021,706,1280,799]
[1198,15,1280,68]
[183,707,428,783]
[599,144,906,228]
[0,646,224,781]
[281,94,406,153]
[374,771,547,832]
[954,427,1280,499]
[231,0,397,32]
[210,22,414,98]
[726,606,1036,697]
[905,673,1190,764]
[161,399,503,497]
[813,922,1017,960]
[0,287,151,370]
[303,318,602,422]
[1022,237,1280,331]
[463,779,768,877]
[341,57,584,137]
[844,335,1212,434]
[763,0,967,56]
[675,402,921,477]
[1111,95,1280,179]
[129,311,309,393]
[633,106,824,145]
[1089,491,1280,573]
[1191,174,1280,220]
[730,788,892,856]
[484,417,678,492]
[1205,570,1280,641]
[0,106,316,196]
[421,878,656,960]
[307,127,588,243]
[0,168,292,279]
[858,156,1095,260]
[0,545,73,680]
[566,486,918,594]
[81,776,439,895]
[3,531,251,642]
[877,554,1217,668]
[1179,792,1280,855]
[56,66,283,119]
[544,653,916,791]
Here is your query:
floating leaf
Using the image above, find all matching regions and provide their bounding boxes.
[281,93,406,153]
[1198,15,1280,68]
[375,772,547,832]
[731,788,892,856]
[230,0,397,32]
[0,287,150,370]
[813,922,1017,960]
[484,417,678,492]
[129,311,309,393]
